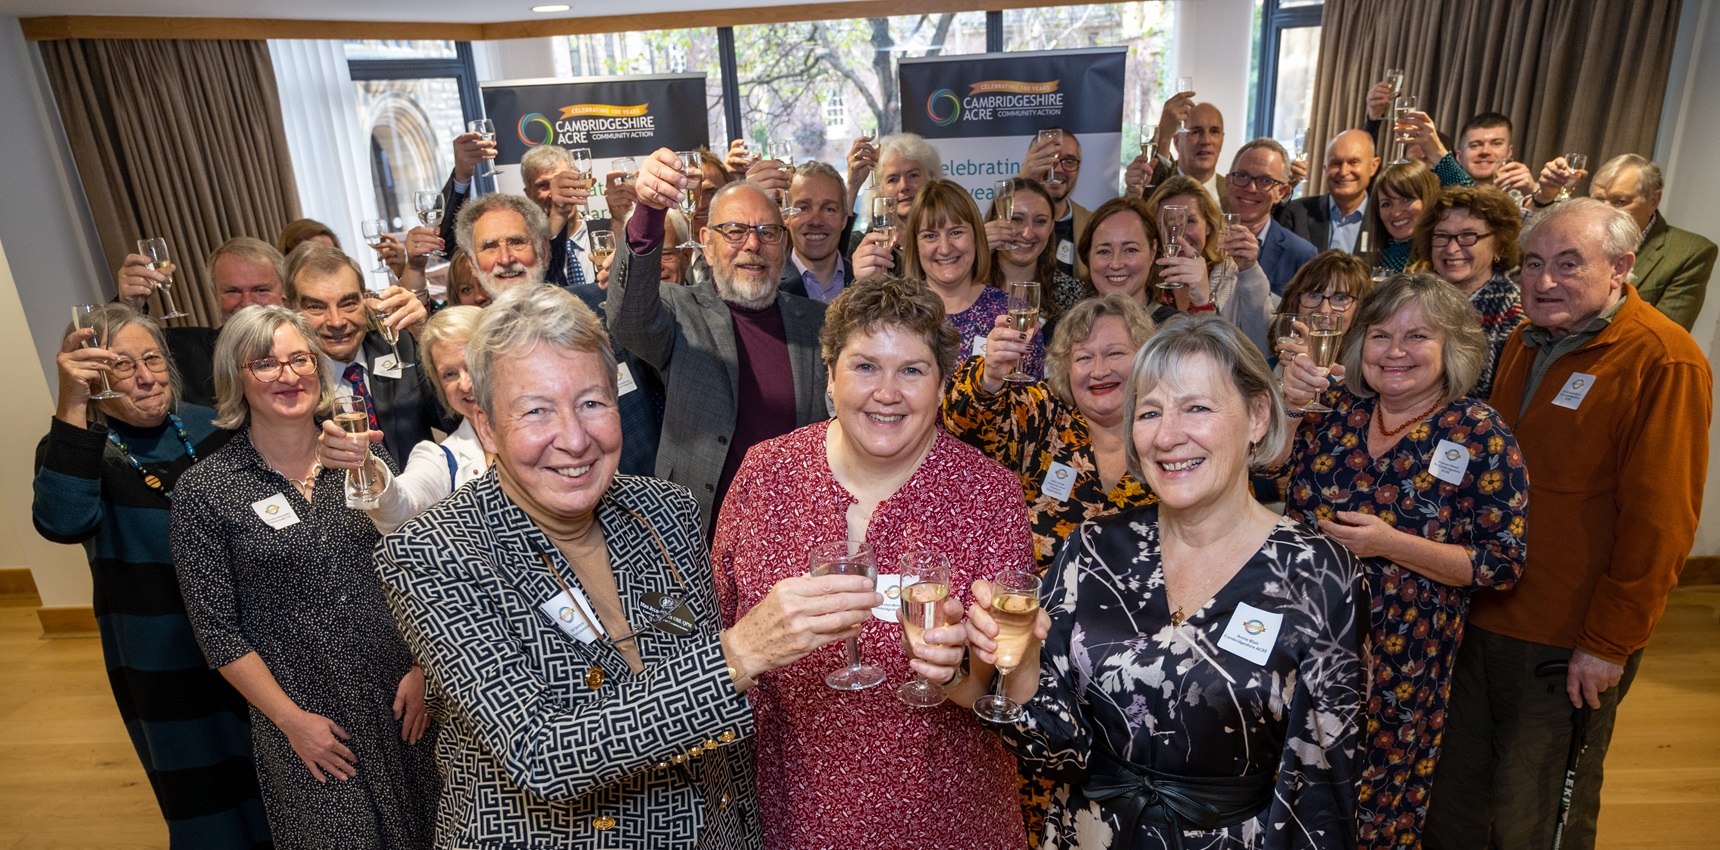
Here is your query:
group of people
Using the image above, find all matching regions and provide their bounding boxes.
[32,68,1714,850]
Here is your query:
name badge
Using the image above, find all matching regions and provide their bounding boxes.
[1428,439,1471,487]
[971,336,988,358]
[872,574,908,623]
[616,362,639,396]
[372,356,403,380]
[1056,239,1075,265]
[1217,602,1283,666]
[1552,372,1595,410]
[251,493,302,530]
[540,588,602,644]
[1040,461,1077,502]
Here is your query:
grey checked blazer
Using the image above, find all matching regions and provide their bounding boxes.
[376,472,760,850]
[606,236,829,532]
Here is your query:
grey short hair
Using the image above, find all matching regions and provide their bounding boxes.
[795,160,847,197]
[467,285,617,420]
[1522,197,1640,264]
[455,193,551,258]
[1592,153,1663,198]
[706,181,784,226]
[879,132,942,177]
[418,305,485,416]
[1122,313,1288,477]
[1339,273,1487,406]
[211,305,336,429]
[73,303,185,430]
[519,145,573,190]
[1045,294,1156,408]
[1233,137,1293,182]
[206,237,286,290]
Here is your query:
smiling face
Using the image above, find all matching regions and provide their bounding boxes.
[1520,210,1631,338]
[1360,302,1447,407]
[472,208,546,295]
[1324,130,1380,209]
[1226,146,1288,227]
[1378,187,1423,242]
[1457,125,1512,183]
[430,336,477,421]
[293,268,367,363]
[703,187,787,309]
[243,324,322,426]
[1430,208,1498,293]
[1068,315,1137,428]
[1164,193,1210,255]
[827,324,941,469]
[473,342,622,521]
[213,254,284,322]
[1131,352,1268,514]
[1001,189,1054,268]
[878,152,929,219]
[526,162,568,215]
[1088,211,1153,301]
[788,171,847,265]
[1174,104,1225,179]
[915,217,977,292]
[99,323,173,427]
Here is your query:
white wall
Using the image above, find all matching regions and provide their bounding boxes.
[0,17,107,608]
[1172,0,1253,152]
[1656,0,1720,558]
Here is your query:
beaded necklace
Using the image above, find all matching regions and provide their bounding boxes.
[106,413,198,501]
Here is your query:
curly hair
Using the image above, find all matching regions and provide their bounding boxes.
[819,274,962,382]
[1411,186,1524,276]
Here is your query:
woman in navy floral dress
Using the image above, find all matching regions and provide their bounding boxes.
[1280,274,1529,850]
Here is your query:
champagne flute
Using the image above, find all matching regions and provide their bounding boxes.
[614,156,638,183]
[1174,76,1195,133]
[1304,311,1341,414]
[1155,204,1188,290]
[413,191,446,261]
[1037,129,1063,185]
[767,139,801,216]
[72,304,125,400]
[569,148,604,222]
[871,196,898,243]
[1138,125,1160,199]
[973,569,1042,724]
[1390,95,1418,165]
[135,237,190,320]
[675,150,707,249]
[1003,281,1041,383]
[1558,153,1588,201]
[810,540,884,691]
[1293,127,1309,168]
[1384,68,1405,97]
[992,180,1019,251]
[896,550,952,708]
[468,119,502,177]
[332,396,381,509]
[366,269,414,370]
[588,230,616,271]
[362,219,390,273]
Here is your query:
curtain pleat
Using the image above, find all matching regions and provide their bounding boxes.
[39,39,301,327]
[1307,0,1682,196]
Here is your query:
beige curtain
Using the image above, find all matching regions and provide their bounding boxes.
[1306,0,1682,195]
[40,39,301,327]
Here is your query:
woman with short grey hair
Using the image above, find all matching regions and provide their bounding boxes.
[172,305,438,849]
[1280,273,1529,848]
[964,313,1363,849]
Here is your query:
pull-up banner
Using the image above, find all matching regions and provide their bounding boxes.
[480,73,709,209]
[899,48,1126,214]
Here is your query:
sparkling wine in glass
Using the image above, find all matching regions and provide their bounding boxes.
[1303,312,1341,414]
[1384,68,1405,96]
[1272,312,1307,413]
[135,237,189,320]
[413,191,446,261]
[1391,95,1419,165]
[588,230,616,271]
[1003,281,1040,383]
[614,156,638,184]
[675,150,707,249]
[1156,204,1189,290]
[332,396,381,509]
[1037,128,1064,185]
[1293,127,1309,167]
[871,196,898,242]
[974,570,1042,724]
[1558,153,1588,200]
[810,540,884,691]
[992,180,1019,251]
[468,119,502,177]
[362,219,390,273]
[72,304,125,400]
[896,550,951,708]
[767,138,801,216]
[365,269,414,370]
[1174,76,1195,133]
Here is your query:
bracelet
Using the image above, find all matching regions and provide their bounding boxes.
[1188,300,1217,313]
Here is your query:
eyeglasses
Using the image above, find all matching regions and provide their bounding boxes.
[1227,172,1286,190]
[708,222,789,246]
[1431,230,1492,247]
[111,352,169,379]
[1054,157,1082,171]
[1298,291,1357,310]
[246,353,321,383]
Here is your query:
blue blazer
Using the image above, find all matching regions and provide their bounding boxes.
[1259,221,1320,297]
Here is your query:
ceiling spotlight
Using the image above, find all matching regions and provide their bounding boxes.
[532,4,571,11]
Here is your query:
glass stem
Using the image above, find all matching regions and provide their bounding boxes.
[845,636,862,668]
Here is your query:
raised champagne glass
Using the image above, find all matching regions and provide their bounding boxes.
[767,138,801,216]
[1303,311,1341,414]
[362,219,390,273]
[675,150,707,250]
[1384,68,1405,97]
[810,540,884,691]
[896,550,952,708]
[1558,153,1588,201]
[973,570,1042,724]
[413,191,446,262]
[871,195,898,243]
[588,230,616,272]
[72,304,125,400]
[1174,76,1195,133]
[1037,128,1063,185]
[1003,281,1040,383]
[365,268,413,370]
[992,180,1019,251]
[1155,204,1189,290]
[468,118,502,177]
[1390,95,1418,165]
[332,396,381,509]
[135,237,189,320]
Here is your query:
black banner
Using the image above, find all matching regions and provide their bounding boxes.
[899,48,1126,140]
[480,74,710,163]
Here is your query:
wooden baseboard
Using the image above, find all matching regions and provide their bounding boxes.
[1681,557,1720,586]
[36,605,97,638]
[0,567,38,597]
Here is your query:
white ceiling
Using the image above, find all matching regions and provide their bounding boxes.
[0,0,793,23]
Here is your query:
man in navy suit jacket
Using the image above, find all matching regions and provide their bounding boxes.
[1227,139,1319,296]
[750,160,854,303]
[1276,129,1386,256]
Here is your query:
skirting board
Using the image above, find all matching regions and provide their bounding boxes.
[37,605,98,637]
[0,566,37,597]
[1683,557,1720,587]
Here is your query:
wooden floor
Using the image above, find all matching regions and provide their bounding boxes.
[0,588,1716,848]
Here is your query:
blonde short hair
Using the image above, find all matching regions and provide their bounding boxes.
[1122,313,1288,477]
[1044,295,1156,408]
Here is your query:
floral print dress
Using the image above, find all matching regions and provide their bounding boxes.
[1284,389,1529,850]
[949,284,1046,379]
[1000,506,1363,850]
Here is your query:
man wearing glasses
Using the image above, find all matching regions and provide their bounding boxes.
[1017,128,1090,280]
[1225,138,1319,296]
[608,150,828,535]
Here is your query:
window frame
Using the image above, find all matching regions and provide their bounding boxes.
[1252,0,1323,144]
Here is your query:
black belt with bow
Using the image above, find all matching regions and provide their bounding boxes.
[1083,741,1274,850]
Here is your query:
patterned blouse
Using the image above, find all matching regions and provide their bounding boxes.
[943,355,1156,569]
[1284,389,1528,850]
[712,421,1033,850]
[1469,272,1524,399]
[1000,507,1363,849]
[950,284,1046,379]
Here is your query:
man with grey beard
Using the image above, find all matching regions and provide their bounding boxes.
[608,149,829,533]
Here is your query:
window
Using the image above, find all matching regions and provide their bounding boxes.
[556,29,727,157]
[823,90,847,129]
[1253,0,1323,155]
[348,44,481,230]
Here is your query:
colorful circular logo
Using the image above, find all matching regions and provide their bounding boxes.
[927,89,961,126]
[518,112,556,147]
[1244,619,1266,635]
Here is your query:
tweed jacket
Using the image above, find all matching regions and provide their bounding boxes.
[606,237,828,532]
[1630,214,1718,331]
[376,472,760,850]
